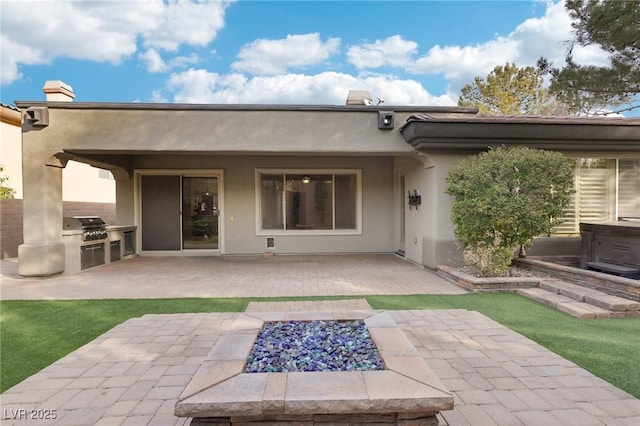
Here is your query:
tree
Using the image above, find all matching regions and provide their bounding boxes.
[445,146,574,276]
[458,63,566,115]
[0,167,16,199]
[538,0,640,115]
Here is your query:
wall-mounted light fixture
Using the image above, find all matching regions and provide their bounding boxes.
[302,175,311,184]
[378,111,394,130]
[408,189,421,210]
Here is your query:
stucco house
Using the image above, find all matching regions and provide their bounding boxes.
[15,81,640,277]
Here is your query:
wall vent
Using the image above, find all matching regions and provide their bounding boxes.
[266,237,275,249]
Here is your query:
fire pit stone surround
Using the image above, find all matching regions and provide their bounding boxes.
[175,310,453,425]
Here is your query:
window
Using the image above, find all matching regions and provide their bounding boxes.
[554,158,640,234]
[618,159,640,219]
[256,169,361,235]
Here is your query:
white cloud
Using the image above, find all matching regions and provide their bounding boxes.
[406,0,609,92]
[139,48,200,73]
[139,49,167,73]
[161,1,607,107]
[347,35,418,69]
[508,0,608,66]
[0,0,232,84]
[0,35,44,84]
[167,54,200,69]
[231,33,341,75]
[142,0,230,51]
[151,90,169,103]
[411,37,520,80]
[165,68,454,106]
[3,0,614,110]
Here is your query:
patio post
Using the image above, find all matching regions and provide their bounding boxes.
[17,150,66,277]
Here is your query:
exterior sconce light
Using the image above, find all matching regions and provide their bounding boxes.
[302,175,311,184]
[25,107,49,127]
[378,111,394,130]
[408,189,421,210]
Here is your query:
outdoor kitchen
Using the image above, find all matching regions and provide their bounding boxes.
[62,216,136,274]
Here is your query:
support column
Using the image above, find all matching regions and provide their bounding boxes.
[18,80,74,276]
[18,161,65,276]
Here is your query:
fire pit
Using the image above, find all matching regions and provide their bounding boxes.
[175,311,453,425]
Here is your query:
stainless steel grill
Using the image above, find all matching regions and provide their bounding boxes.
[63,216,108,241]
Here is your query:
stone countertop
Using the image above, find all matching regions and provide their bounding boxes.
[107,225,137,231]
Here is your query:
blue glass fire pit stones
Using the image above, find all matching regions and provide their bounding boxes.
[244,320,384,373]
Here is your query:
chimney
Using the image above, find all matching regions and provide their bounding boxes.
[42,80,75,102]
[346,90,372,106]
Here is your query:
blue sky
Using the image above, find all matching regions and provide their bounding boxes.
[1,0,611,107]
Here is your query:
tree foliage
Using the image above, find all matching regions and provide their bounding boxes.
[458,63,566,115]
[0,167,15,199]
[538,0,640,115]
[445,146,574,276]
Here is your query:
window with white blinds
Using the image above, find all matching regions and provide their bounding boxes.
[618,159,640,220]
[554,158,640,235]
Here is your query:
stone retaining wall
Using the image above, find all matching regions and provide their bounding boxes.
[514,257,640,301]
[436,265,541,292]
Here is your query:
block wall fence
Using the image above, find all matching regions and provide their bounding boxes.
[0,199,115,259]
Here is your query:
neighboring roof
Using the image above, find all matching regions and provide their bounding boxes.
[0,103,21,126]
[404,113,640,126]
[401,114,640,152]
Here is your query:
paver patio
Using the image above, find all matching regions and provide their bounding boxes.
[0,255,465,300]
[1,257,638,424]
[1,300,638,425]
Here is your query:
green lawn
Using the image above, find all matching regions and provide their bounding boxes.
[1,294,639,398]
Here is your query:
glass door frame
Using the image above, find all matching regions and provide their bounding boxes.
[395,169,406,256]
[135,169,225,256]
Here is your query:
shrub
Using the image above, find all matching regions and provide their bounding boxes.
[0,166,15,199]
[446,146,573,274]
[463,243,515,277]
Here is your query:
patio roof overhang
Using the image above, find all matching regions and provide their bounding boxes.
[400,115,640,152]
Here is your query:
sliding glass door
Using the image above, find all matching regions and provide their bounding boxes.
[182,177,219,250]
[140,173,221,252]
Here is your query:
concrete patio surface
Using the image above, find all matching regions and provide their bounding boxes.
[1,300,638,425]
[0,254,466,300]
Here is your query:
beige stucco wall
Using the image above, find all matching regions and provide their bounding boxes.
[21,104,444,275]
[24,107,426,156]
[63,161,116,202]
[128,155,395,255]
[394,153,467,268]
[0,109,23,198]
